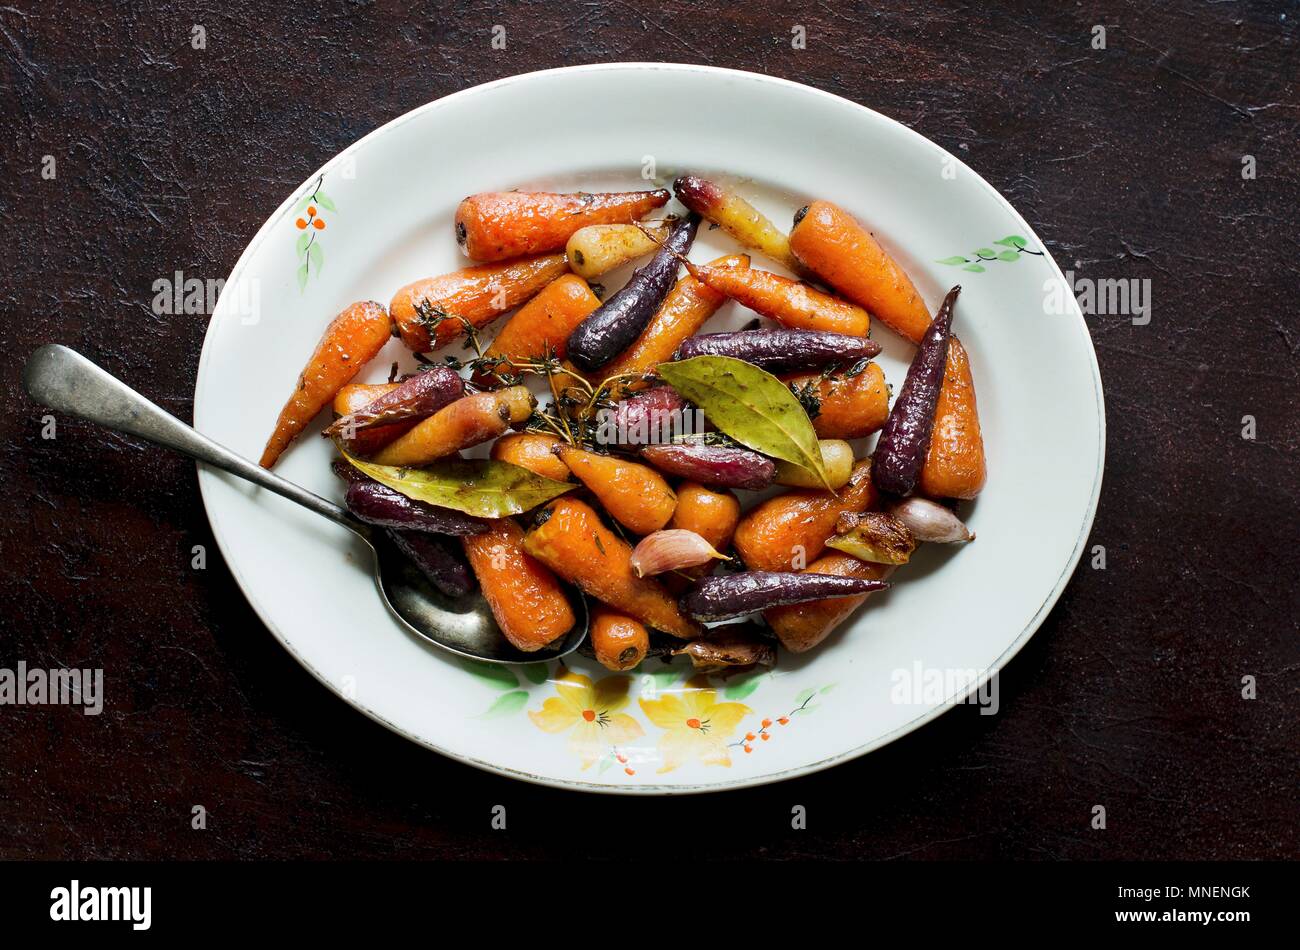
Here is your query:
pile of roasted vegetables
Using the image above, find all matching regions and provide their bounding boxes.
[261,175,985,672]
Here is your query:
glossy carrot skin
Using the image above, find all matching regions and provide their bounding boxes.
[553,444,677,535]
[673,174,800,272]
[873,286,960,496]
[370,386,534,466]
[462,518,575,652]
[331,383,417,456]
[490,432,571,482]
[471,273,601,385]
[764,555,895,653]
[673,328,880,374]
[523,498,701,639]
[260,300,393,468]
[668,482,741,555]
[640,443,775,491]
[324,366,464,440]
[688,264,871,336]
[789,201,931,344]
[599,253,749,399]
[682,571,890,622]
[455,189,671,262]
[590,606,650,671]
[918,336,986,499]
[390,254,569,352]
[783,363,890,440]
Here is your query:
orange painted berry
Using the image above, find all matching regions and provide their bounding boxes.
[778,717,790,725]
[307,205,317,216]
[761,732,771,741]
[313,218,326,230]
[745,732,756,742]
[616,754,627,764]
[295,218,307,229]
[743,744,753,753]
[624,768,635,776]
[761,719,772,729]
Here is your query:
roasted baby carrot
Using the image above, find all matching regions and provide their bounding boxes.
[566,222,672,280]
[331,383,417,456]
[455,189,671,262]
[552,444,676,535]
[260,300,393,468]
[390,253,569,352]
[732,459,879,572]
[462,518,575,652]
[918,336,986,499]
[590,606,650,671]
[683,262,871,336]
[523,497,701,639]
[471,273,601,385]
[490,432,571,482]
[598,253,750,399]
[668,482,742,556]
[764,555,895,653]
[673,175,800,272]
[783,363,890,440]
[370,386,534,466]
[789,200,931,344]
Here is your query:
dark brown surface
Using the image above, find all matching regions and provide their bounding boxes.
[1,1,1296,860]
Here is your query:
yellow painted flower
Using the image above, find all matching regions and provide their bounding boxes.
[639,675,752,773]
[528,670,643,769]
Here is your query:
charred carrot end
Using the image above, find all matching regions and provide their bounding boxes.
[789,200,930,345]
[764,554,895,653]
[590,606,650,671]
[259,300,393,468]
[455,189,671,262]
[490,432,571,482]
[553,444,676,535]
[783,362,890,440]
[732,459,878,572]
[689,264,871,337]
[673,175,800,272]
[370,386,534,466]
[462,519,575,652]
[919,336,986,499]
[599,253,749,398]
[390,253,569,352]
[522,498,701,639]
[472,273,601,385]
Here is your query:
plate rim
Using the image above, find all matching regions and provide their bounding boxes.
[194,62,1106,795]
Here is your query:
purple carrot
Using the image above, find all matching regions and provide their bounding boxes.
[640,442,775,491]
[599,385,693,446]
[387,530,476,598]
[672,328,881,373]
[566,214,700,371]
[873,285,961,496]
[344,479,489,536]
[322,365,465,440]
[681,571,891,622]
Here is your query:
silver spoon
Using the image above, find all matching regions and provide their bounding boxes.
[22,344,588,665]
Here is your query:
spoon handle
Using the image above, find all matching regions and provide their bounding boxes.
[23,344,356,530]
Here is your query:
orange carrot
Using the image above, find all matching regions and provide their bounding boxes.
[789,200,930,344]
[471,273,601,385]
[764,555,895,653]
[590,606,650,671]
[598,253,749,398]
[331,383,417,456]
[390,253,569,353]
[370,387,534,466]
[260,300,393,468]
[462,518,575,652]
[783,362,890,440]
[686,262,871,336]
[918,336,986,499]
[455,189,671,262]
[490,432,571,482]
[553,444,676,535]
[523,498,700,639]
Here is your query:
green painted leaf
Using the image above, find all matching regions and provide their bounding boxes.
[650,666,682,691]
[818,683,837,695]
[724,670,768,701]
[476,690,529,719]
[936,256,968,266]
[997,250,1020,262]
[458,658,519,690]
[296,231,311,257]
[296,261,309,291]
[343,456,574,518]
[315,192,338,212]
[522,663,550,685]
[597,754,616,774]
[795,687,817,706]
[975,247,996,257]
[658,356,830,489]
[1002,235,1027,248]
[308,241,323,270]
[962,264,986,273]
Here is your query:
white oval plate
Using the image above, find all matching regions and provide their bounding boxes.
[195,63,1103,794]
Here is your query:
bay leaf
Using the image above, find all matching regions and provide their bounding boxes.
[343,454,574,518]
[657,356,831,489]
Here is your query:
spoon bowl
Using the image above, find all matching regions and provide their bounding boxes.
[22,344,588,666]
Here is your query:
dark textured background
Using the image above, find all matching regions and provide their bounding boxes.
[1,1,1296,860]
